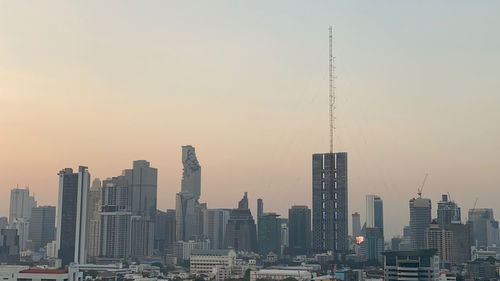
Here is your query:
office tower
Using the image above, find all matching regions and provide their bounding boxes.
[124,160,157,257]
[365,227,384,263]
[203,209,231,249]
[224,192,257,252]
[467,208,499,248]
[257,199,263,233]
[258,213,281,256]
[165,210,176,251]
[176,191,197,241]
[0,217,7,230]
[352,212,361,237]
[289,206,311,254]
[366,195,383,229]
[29,206,56,251]
[383,249,439,281]
[437,194,461,226]
[409,197,431,250]
[9,187,36,225]
[56,166,90,266]
[11,219,29,252]
[312,152,348,254]
[181,145,201,200]
[0,229,20,263]
[87,178,101,262]
[279,218,289,255]
[99,176,131,259]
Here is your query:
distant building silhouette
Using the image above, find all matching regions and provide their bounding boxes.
[258,213,281,256]
[224,193,257,252]
[352,212,361,237]
[203,209,231,249]
[86,178,101,262]
[468,208,499,248]
[289,205,311,254]
[29,206,55,252]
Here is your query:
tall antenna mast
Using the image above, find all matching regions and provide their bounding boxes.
[329,26,336,154]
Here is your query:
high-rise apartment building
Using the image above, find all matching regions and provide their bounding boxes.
[86,178,101,262]
[366,195,383,229]
[99,176,131,259]
[9,188,36,225]
[224,193,257,252]
[352,212,361,237]
[258,213,281,256]
[409,197,431,250]
[56,166,90,266]
[425,222,471,265]
[312,152,348,254]
[288,206,311,254]
[29,206,56,251]
[203,209,231,249]
[124,160,157,257]
[437,194,460,226]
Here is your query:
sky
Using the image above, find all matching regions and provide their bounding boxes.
[0,1,499,238]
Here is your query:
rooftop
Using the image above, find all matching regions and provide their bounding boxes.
[19,269,68,274]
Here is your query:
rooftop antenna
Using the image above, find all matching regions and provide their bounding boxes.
[328,26,336,200]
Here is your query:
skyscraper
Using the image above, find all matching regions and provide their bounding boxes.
[352,212,361,237]
[203,209,231,249]
[312,152,348,254]
[99,176,131,259]
[289,205,311,254]
[409,197,431,250]
[87,178,101,262]
[365,227,384,263]
[224,192,257,252]
[257,198,263,234]
[29,206,56,251]
[258,213,281,256]
[9,187,36,225]
[124,160,157,257]
[468,208,499,248]
[366,195,383,229]
[56,166,90,266]
[437,194,461,226]
[177,145,203,241]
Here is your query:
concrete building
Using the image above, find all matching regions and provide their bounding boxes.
[437,194,460,226]
[425,222,471,265]
[87,178,101,262]
[258,213,281,256]
[29,206,55,251]
[409,197,431,250]
[383,249,440,281]
[9,187,36,225]
[124,160,158,257]
[14,265,82,281]
[224,193,257,252]
[190,249,236,275]
[425,223,452,263]
[366,195,383,229]
[203,209,231,249]
[312,152,348,254]
[173,239,210,262]
[56,166,90,266]
[288,206,311,254]
[11,218,29,252]
[0,229,19,263]
[352,212,361,238]
[99,176,131,259]
[250,270,313,281]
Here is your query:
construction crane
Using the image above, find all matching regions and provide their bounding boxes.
[417,173,428,198]
[472,198,478,210]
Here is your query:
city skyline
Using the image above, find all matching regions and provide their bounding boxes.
[1,1,500,239]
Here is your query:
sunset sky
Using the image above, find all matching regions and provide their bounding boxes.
[1,1,499,237]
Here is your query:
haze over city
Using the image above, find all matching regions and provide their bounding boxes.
[1,0,499,240]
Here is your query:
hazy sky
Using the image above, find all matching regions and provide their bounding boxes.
[1,1,499,238]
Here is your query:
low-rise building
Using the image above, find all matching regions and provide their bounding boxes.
[14,266,82,281]
[383,250,440,281]
[250,269,313,281]
[0,265,29,281]
[190,249,236,275]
